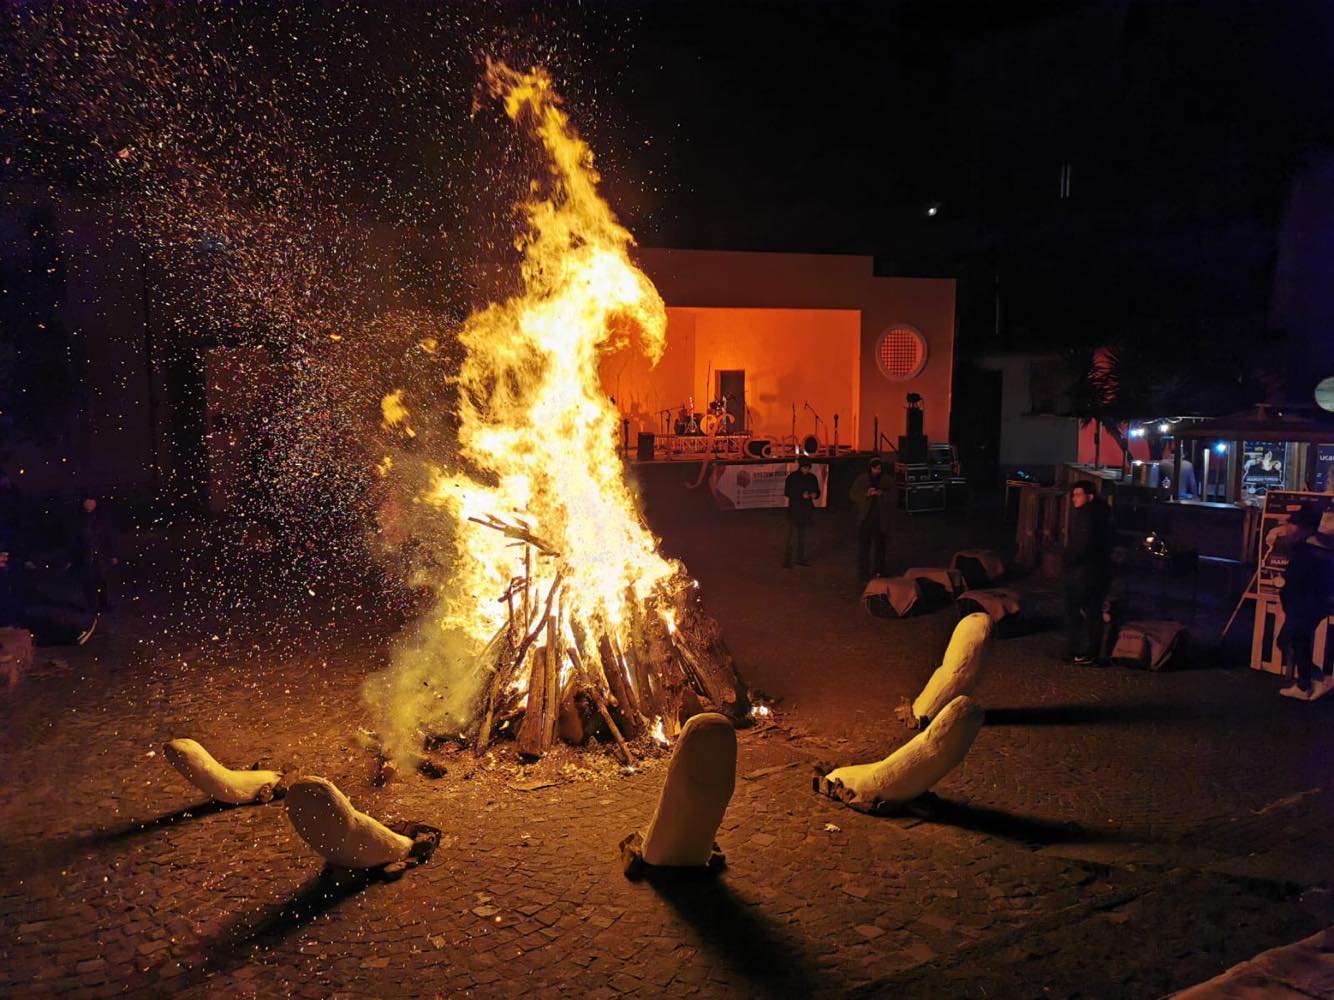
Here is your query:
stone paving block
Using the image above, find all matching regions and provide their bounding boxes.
[7,564,1334,999]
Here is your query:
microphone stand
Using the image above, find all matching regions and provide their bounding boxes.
[804,402,824,451]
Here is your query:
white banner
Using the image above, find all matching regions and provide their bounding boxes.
[708,462,829,510]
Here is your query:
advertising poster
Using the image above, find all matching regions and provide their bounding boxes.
[1241,441,1288,497]
[709,462,829,510]
[1257,489,1334,596]
[1314,444,1334,494]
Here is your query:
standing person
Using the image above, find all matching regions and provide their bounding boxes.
[851,456,891,580]
[1279,507,1333,698]
[783,457,821,568]
[0,472,17,626]
[1064,480,1113,665]
[69,496,111,614]
[1160,442,1197,498]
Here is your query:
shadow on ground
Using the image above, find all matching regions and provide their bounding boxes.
[137,866,380,991]
[644,869,820,998]
[87,800,244,843]
[906,794,1146,848]
[15,800,253,873]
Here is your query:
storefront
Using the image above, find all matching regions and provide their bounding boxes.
[1135,406,1334,593]
[1050,406,1334,570]
[1172,404,1334,503]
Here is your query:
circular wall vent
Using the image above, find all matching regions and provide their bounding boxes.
[875,325,928,381]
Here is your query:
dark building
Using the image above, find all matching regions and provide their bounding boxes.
[865,0,1334,475]
[884,0,1334,356]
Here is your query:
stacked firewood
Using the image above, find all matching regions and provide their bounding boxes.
[466,515,749,763]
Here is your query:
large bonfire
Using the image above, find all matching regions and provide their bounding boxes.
[366,63,748,767]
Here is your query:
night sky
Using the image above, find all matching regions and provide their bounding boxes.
[9,1,1332,259]
[7,0,1334,405]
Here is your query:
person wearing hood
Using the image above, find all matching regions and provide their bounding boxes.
[850,456,892,580]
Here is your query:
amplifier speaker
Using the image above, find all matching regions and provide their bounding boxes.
[898,434,928,464]
[900,482,946,513]
[636,433,655,462]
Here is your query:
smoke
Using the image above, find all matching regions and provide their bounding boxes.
[361,615,488,767]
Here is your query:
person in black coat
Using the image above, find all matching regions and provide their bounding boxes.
[1064,480,1113,664]
[1279,506,1333,697]
[783,457,821,568]
[0,472,17,626]
[850,456,892,580]
[69,497,111,614]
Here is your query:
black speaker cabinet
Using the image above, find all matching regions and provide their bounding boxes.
[899,482,946,513]
[898,434,928,464]
[636,433,655,461]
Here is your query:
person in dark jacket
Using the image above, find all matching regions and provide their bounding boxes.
[0,472,17,626]
[1064,480,1113,664]
[1279,507,1333,698]
[783,457,821,568]
[850,456,892,580]
[69,497,110,614]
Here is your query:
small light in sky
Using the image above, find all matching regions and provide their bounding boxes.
[925,203,940,217]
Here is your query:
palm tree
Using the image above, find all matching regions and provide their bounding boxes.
[1065,345,1126,468]
[1066,331,1273,470]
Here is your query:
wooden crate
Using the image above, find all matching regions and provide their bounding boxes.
[1251,595,1334,676]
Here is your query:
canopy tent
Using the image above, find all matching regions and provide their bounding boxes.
[1174,404,1334,443]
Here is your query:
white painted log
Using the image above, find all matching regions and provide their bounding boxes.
[162,738,283,805]
[641,712,736,867]
[819,695,984,812]
[285,776,413,868]
[911,613,993,722]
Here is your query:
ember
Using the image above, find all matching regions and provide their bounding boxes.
[365,63,747,765]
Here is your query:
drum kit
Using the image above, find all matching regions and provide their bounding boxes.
[673,396,736,437]
[655,394,848,462]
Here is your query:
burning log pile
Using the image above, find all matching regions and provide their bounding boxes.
[468,515,748,764]
[366,63,749,770]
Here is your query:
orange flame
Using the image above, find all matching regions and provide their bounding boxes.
[427,61,677,639]
[368,63,687,759]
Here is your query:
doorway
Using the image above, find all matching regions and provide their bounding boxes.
[950,362,1002,484]
[716,370,745,432]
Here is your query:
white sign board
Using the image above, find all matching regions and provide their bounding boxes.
[708,462,829,510]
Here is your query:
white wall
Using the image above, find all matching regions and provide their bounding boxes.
[979,355,1079,470]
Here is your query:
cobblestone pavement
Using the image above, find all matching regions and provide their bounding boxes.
[3,497,1334,998]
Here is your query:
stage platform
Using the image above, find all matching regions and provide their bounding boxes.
[628,447,881,513]
[626,444,967,514]
[632,432,864,464]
